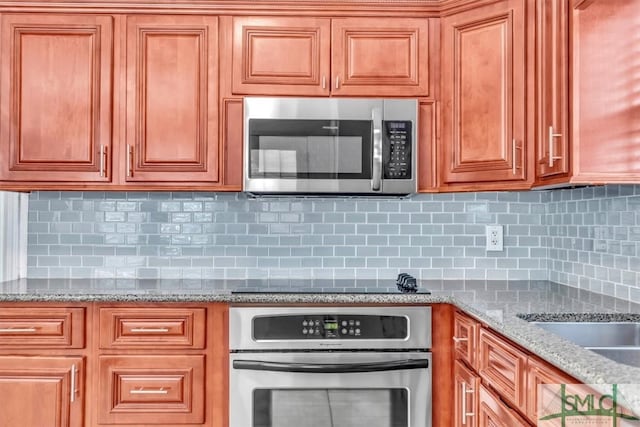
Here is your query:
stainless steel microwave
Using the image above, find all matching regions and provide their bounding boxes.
[243,98,417,195]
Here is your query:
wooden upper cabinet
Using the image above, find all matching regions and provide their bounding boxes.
[535,0,570,182]
[570,0,640,183]
[125,15,219,183]
[231,16,429,97]
[0,14,113,182]
[331,18,429,96]
[441,0,530,187]
[232,16,331,96]
[0,356,84,427]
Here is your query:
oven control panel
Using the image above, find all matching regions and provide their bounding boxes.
[252,314,408,340]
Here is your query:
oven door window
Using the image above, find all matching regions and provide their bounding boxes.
[248,119,372,179]
[253,388,408,427]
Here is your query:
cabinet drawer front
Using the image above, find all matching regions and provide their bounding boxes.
[0,307,85,348]
[98,355,205,425]
[99,307,206,349]
[478,384,529,427]
[478,328,527,412]
[454,311,478,369]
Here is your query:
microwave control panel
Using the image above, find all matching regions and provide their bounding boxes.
[383,121,412,179]
[252,314,408,340]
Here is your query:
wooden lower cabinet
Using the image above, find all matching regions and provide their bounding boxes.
[478,327,528,413]
[526,357,577,424]
[97,355,206,425]
[478,384,530,427]
[454,310,584,427]
[454,360,480,427]
[0,356,84,427]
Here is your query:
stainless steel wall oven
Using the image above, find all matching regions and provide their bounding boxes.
[229,306,432,427]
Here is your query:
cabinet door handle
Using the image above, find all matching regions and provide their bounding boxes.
[0,327,37,333]
[335,75,340,89]
[130,327,170,333]
[548,126,563,167]
[322,75,326,90]
[461,382,475,425]
[452,336,468,344]
[70,364,77,403]
[512,139,522,175]
[130,387,169,395]
[126,145,133,177]
[99,145,105,177]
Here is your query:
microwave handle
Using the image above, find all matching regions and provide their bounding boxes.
[371,107,383,192]
[232,358,429,373]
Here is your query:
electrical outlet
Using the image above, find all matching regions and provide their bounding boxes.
[486,225,504,251]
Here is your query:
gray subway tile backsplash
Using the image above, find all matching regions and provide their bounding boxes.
[25,185,640,300]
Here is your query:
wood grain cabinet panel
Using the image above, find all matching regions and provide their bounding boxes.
[0,14,113,182]
[232,16,331,96]
[0,356,84,427]
[441,0,529,186]
[478,384,529,427]
[478,327,528,413]
[526,356,577,424]
[99,307,206,349]
[454,360,480,427]
[98,355,205,425]
[125,15,219,183]
[535,0,570,182]
[0,307,85,348]
[453,311,478,370]
[570,0,640,183]
[331,18,429,96]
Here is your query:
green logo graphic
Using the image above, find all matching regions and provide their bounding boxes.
[539,384,640,427]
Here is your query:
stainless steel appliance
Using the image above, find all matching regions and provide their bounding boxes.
[243,98,417,195]
[229,306,432,427]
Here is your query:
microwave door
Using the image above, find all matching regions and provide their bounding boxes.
[246,119,373,193]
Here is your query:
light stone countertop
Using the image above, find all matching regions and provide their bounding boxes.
[1,278,640,415]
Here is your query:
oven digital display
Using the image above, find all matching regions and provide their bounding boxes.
[324,321,338,330]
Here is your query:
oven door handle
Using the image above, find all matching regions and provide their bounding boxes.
[232,358,429,373]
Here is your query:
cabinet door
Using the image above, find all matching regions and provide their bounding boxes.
[441,0,528,185]
[535,0,570,181]
[571,0,640,183]
[331,18,429,96]
[454,360,480,427]
[454,311,479,370]
[0,356,84,427]
[478,327,528,413]
[125,15,219,183]
[232,17,330,96]
[0,14,112,182]
[526,357,576,424]
[478,384,529,427]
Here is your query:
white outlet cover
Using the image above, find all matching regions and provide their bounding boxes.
[486,225,504,251]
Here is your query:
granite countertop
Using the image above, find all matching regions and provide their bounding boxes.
[1,277,640,414]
